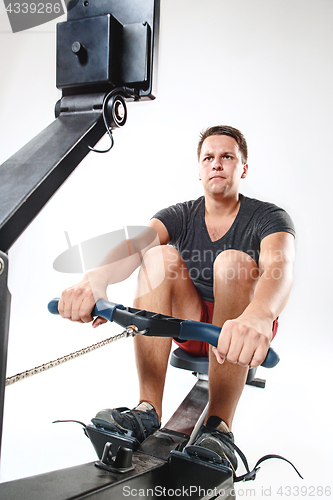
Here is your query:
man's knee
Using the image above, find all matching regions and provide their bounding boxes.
[213,250,259,285]
[143,246,182,271]
[135,246,167,294]
[137,246,187,293]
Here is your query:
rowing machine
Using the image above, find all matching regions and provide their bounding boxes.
[45,298,292,499]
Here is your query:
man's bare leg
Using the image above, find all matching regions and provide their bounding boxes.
[133,246,202,422]
[207,250,260,430]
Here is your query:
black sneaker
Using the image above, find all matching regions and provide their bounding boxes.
[193,415,304,482]
[194,415,238,473]
[91,402,160,443]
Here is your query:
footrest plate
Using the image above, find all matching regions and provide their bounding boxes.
[85,424,138,460]
[169,445,233,498]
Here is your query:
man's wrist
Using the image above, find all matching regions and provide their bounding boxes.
[243,300,276,324]
[237,308,275,339]
[84,268,109,292]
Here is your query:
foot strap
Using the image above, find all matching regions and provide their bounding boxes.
[235,453,304,482]
[220,434,303,482]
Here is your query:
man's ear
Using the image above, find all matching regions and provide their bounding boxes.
[241,163,248,178]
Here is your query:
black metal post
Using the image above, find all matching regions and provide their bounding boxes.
[0,251,11,462]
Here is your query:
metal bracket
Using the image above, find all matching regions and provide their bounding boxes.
[95,443,134,473]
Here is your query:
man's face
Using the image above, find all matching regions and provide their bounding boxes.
[198,135,248,197]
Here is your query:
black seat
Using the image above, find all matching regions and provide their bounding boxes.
[170,347,277,388]
[170,348,209,375]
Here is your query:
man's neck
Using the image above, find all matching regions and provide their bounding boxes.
[204,192,241,219]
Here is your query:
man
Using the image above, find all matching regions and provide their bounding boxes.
[58,125,295,474]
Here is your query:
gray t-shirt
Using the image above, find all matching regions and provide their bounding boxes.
[153,194,295,302]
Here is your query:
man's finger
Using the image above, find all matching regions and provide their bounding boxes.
[237,342,258,367]
[250,342,269,367]
[217,324,232,359]
[212,346,225,364]
[92,317,107,328]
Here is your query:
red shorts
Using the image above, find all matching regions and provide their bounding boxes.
[173,293,278,357]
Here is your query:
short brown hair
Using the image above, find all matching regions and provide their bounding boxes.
[197,125,248,163]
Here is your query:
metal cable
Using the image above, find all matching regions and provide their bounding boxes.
[5,327,136,386]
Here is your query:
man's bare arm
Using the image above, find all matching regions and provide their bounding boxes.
[58,218,169,326]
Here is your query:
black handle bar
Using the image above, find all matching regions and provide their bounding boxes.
[48,298,279,369]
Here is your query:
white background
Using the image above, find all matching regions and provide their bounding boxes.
[0,0,332,497]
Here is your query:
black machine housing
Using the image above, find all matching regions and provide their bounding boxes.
[57,0,159,99]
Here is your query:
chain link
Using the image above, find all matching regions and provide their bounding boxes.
[5,327,136,387]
